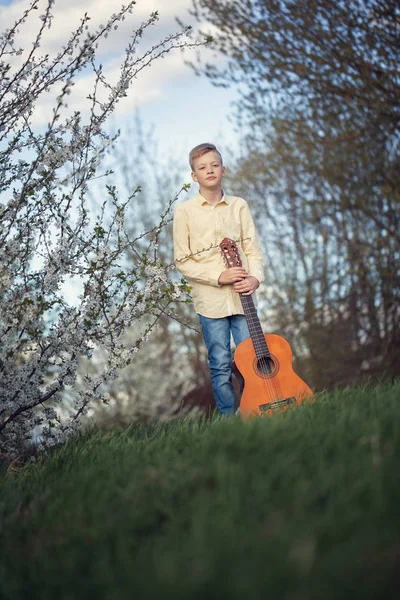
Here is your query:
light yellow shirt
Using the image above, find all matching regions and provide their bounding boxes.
[173,192,265,318]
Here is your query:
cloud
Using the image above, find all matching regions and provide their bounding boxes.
[29,47,196,127]
[0,0,214,127]
[0,0,199,58]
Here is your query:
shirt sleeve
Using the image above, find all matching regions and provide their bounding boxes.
[240,201,265,284]
[173,205,222,287]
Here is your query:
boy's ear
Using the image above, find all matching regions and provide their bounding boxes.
[191,171,198,183]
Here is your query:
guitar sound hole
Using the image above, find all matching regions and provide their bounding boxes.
[257,356,275,375]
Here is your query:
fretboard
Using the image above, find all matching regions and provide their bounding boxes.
[240,294,270,359]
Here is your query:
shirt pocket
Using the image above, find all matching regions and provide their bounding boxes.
[220,212,241,241]
[189,215,216,253]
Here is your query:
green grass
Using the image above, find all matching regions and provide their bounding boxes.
[1,380,400,599]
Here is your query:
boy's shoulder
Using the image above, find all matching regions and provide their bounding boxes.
[175,194,202,211]
[225,194,248,207]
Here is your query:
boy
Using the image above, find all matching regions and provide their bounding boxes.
[173,143,265,415]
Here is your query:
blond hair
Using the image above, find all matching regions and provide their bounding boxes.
[189,143,223,171]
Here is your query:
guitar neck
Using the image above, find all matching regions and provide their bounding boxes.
[240,293,271,359]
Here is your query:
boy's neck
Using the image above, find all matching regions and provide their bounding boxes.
[199,186,224,206]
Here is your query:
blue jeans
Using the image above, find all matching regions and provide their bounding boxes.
[198,314,250,415]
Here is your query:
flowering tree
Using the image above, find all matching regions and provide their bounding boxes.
[0,0,205,461]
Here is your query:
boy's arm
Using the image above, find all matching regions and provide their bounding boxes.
[240,201,265,285]
[173,206,222,287]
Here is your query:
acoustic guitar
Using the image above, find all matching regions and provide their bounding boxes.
[220,237,315,419]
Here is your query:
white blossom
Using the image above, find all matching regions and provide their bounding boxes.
[0,1,204,461]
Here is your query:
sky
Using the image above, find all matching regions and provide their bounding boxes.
[0,0,244,305]
[0,0,241,178]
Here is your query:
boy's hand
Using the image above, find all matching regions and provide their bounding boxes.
[218,267,247,285]
[233,276,260,296]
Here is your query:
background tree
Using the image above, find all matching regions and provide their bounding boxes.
[81,115,213,428]
[189,0,400,388]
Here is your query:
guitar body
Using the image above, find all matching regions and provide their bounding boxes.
[219,236,315,420]
[234,333,315,420]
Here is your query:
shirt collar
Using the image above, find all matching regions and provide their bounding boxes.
[197,191,229,206]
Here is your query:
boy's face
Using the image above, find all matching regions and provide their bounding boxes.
[191,151,226,190]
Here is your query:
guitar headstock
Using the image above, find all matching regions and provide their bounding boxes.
[220,238,242,268]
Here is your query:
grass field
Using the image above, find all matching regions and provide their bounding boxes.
[1,380,400,599]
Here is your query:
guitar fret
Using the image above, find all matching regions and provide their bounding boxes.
[240,293,270,358]
[219,237,270,359]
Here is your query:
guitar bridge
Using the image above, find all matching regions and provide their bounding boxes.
[259,397,296,411]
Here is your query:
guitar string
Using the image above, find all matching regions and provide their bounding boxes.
[244,298,283,400]
[224,245,280,406]
[222,242,284,409]
[240,294,278,405]
[240,293,283,405]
